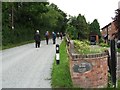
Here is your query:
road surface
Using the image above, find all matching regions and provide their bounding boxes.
[1,39,62,88]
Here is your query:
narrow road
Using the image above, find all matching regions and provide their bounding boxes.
[1,39,62,88]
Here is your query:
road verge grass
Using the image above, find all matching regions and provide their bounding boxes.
[51,40,73,88]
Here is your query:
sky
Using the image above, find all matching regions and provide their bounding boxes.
[49,0,120,29]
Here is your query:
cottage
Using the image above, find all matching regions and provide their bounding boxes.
[101,21,117,43]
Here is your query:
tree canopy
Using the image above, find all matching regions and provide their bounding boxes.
[2,2,101,46]
[66,14,101,39]
[2,2,67,46]
[89,19,101,36]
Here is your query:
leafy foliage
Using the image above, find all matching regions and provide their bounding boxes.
[66,24,77,39]
[99,42,110,47]
[74,40,107,54]
[89,19,101,36]
[76,14,90,38]
[2,2,67,46]
[66,15,101,40]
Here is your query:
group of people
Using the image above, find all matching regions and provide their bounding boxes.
[34,30,63,48]
[57,32,63,40]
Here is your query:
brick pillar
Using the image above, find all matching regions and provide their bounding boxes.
[69,54,108,88]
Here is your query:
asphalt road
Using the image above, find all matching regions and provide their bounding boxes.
[1,39,62,88]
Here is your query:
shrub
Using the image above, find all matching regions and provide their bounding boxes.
[99,38,104,43]
[74,40,107,54]
[99,42,110,47]
[74,40,90,54]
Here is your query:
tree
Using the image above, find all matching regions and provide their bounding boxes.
[67,14,89,39]
[66,24,77,39]
[67,14,101,40]
[89,19,101,36]
[2,2,68,46]
[76,14,89,39]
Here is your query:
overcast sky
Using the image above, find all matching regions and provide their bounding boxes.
[49,0,120,29]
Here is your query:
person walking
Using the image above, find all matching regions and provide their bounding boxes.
[60,32,63,40]
[57,32,59,39]
[52,32,56,44]
[45,31,50,45]
[34,30,41,48]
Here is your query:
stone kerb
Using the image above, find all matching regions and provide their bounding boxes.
[67,40,108,88]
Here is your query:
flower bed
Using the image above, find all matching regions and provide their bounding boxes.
[74,40,107,54]
[99,42,110,47]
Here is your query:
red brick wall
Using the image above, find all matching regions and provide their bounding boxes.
[69,53,108,88]
[109,22,117,40]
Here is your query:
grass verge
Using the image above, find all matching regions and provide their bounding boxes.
[51,40,73,88]
[2,40,34,50]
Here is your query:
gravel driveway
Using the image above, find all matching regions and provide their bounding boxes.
[1,39,62,88]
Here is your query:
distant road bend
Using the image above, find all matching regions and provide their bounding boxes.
[1,39,62,88]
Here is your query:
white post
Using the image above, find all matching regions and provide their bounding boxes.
[56,44,60,65]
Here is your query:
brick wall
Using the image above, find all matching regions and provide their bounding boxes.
[109,21,117,40]
[67,42,108,88]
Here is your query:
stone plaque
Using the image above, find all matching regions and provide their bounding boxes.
[73,62,92,73]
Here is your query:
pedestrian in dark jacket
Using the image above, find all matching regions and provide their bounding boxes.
[45,31,50,45]
[52,32,56,44]
[60,32,63,40]
[34,30,41,48]
[57,32,59,39]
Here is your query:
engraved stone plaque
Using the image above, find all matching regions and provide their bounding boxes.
[73,62,92,73]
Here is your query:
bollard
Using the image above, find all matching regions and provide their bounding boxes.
[56,44,60,65]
